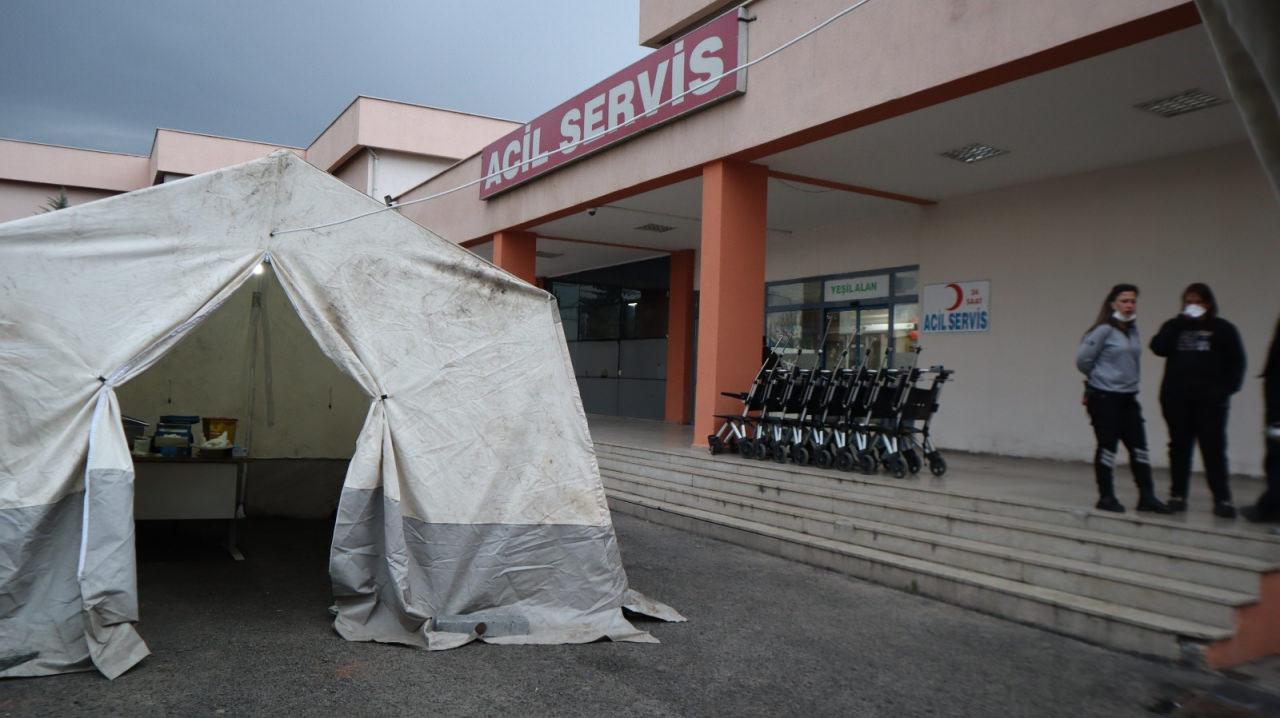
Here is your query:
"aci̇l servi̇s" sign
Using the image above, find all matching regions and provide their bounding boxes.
[922,280,990,333]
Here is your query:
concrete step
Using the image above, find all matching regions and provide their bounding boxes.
[595,442,1280,562]
[597,455,1276,593]
[606,490,1233,663]
[602,469,1255,629]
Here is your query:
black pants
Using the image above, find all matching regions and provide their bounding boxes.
[1161,393,1231,504]
[1252,434,1280,518]
[1086,390,1156,499]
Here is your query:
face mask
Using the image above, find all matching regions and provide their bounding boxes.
[1183,304,1206,319]
[1112,310,1134,322]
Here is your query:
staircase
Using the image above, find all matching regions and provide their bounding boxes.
[596,441,1280,667]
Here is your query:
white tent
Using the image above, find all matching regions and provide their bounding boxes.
[0,151,679,680]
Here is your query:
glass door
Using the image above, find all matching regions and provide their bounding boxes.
[823,305,891,369]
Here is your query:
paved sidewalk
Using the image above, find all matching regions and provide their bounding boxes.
[5,515,1275,717]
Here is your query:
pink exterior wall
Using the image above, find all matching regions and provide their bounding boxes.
[398,0,1190,244]
[149,129,303,181]
[0,139,149,192]
[356,98,517,162]
[305,100,363,172]
[0,180,119,223]
[333,150,372,194]
[639,0,737,47]
[0,95,512,213]
[306,97,519,173]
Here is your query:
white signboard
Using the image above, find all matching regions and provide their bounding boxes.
[922,280,990,333]
[824,274,889,303]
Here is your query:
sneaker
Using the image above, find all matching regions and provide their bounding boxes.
[1213,501,1237,519]
[1136,496,1173,514]
[1095,496,1125,513]
[1165,497,1187,513]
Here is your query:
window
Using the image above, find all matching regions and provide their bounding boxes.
[892,270,919,296]
[550,281,667,342]
[766,280,823,307]
[892,302,921,366]
[765,265,920,369]
[766,309,825,368]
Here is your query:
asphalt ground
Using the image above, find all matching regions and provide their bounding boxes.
[3,514,1277,717]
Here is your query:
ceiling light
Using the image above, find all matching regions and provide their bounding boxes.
[1135,88,1227,117]
[626,302,638,308]
[940,143,1009,164]
[535,250,563,259]
[635,223,676,233]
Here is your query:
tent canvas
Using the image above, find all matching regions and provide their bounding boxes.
[0,151,679,680]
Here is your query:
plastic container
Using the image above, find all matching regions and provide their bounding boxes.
[201,417,238,445]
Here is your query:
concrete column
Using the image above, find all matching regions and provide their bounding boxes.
[664,249,695,424]
[492,230,537,284]
[692,160,768,446]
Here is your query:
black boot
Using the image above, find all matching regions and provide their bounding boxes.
[1095,495,1125,513]
[1136,494,1173,514]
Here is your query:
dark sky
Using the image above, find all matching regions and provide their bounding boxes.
[0,1,650,155]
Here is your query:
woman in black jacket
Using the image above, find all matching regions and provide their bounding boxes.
[1243,316,1280,523]
[1150,283,1246,518]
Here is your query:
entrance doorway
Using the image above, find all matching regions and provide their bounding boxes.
[548,257,672,420]
[765,266,921,370]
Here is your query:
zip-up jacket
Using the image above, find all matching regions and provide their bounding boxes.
[1149,315,1246,400]
[1077,322,1142,393]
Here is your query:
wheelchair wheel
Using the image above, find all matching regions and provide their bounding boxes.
[708,435,724,455]
[814,448,835,470]
[903,449,921,474]
[857,451,877,475]
[754,440,770,461]
[791,445,810,465]
[835,448,856,472]
[886,455,906,479]
[737,438,754,459]
[928,454,948,477]
[771,442,790,463]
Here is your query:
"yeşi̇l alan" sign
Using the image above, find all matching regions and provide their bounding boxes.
[824,275,889,303]
[478,9,747,199]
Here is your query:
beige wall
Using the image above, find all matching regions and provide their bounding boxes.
[150,130,304,180]
[306,97,519,174]
[399,0,1187,244]
[767,143,1280,475]
[0,180,120,223]
[333,151,372,194]
[375,149,453,201]
[332,148,461,201]
[0,139,149,192]
[639,0,737,47]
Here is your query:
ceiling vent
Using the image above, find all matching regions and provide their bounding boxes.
[940,143,1009,164]
[1135,88,1227,117]
[534,250,563,259]
[635,223,676,233]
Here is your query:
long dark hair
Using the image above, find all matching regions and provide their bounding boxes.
[1087,283,1139,336]
[1181,282,1218,319]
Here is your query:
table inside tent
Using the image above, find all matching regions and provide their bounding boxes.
[132,455,249,560]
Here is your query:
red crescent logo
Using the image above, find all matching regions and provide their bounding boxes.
[945,283,963,311]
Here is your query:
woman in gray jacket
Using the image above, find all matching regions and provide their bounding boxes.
[1076,284,1171,514]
